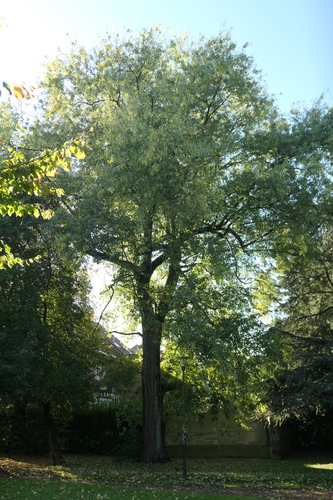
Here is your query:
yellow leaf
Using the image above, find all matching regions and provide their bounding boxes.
[75,150,86,159]
[13,85,25,100]
[22,85,36,97]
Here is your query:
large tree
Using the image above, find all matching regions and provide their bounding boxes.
[34,28,332,462]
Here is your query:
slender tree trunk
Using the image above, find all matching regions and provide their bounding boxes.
[38,401,65,465]
[13,400,27,449]
[141,308,168,463]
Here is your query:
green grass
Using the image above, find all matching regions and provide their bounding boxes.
[0,479,264,500]
[0,453,333,499]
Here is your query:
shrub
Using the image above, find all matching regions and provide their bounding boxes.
[61,403,142,458]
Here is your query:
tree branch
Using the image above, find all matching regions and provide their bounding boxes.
[109,330,143,338]
[73,99,106,107]
[270,326,332,345]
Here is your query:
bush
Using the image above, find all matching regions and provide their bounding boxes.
[285,412,333,451]
[61,403,142,458]
[0,401,142,458]
[0,403,49,454]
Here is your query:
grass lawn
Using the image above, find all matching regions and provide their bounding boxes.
[0,479,264,500]
[0,453,332,499]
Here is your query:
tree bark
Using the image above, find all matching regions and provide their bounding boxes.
[13,400,28,449]
[38,401,65,465]
[138,245,180,463]
[140,302,168,463]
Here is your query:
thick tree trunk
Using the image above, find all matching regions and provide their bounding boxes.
[141,314,168,463]
[137,234,179,463]
[38,401,65,465]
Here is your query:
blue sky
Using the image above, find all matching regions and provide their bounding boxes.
[1,0,332,113]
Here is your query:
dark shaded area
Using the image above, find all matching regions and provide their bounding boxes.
[0,403,142,460]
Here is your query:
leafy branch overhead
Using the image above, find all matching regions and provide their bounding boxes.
[0,133,88,268]
[0,138,87,218]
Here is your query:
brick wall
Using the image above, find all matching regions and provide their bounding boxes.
[165,413,271,458]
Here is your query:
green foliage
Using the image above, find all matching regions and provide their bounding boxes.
[105,354,142,399]
[264,333,333,422]
[0,403,53,454]
[0,201,103,459]
[0,138,85,218]
[38,28,331,285]
[0,400,142,459]
[0,102,88,268]
[104,354,143,443]
[162,338,277,428]
[161,264,285,422]
[61,403,137,457]
[257,220,333,428]
[37,28,332,320]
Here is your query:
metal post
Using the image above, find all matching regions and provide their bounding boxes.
[180,357,187,480]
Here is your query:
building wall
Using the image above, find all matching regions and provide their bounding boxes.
[165,413,272,458]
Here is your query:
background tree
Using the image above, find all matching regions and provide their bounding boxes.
[0,206,102,463]
[33,28,332,462]
[258,217,333,447]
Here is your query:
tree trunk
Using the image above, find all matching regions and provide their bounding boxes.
[13,400,28,449]
[135,228,179,463]
[38,401,65,465]
[141,312,168,463]
[267,424,281,459]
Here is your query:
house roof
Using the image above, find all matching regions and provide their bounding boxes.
[103,332,134,356]
[96,323,134,357]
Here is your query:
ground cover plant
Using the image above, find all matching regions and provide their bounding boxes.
[0,454,332,499]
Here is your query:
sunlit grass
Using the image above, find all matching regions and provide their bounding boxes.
[305,462,333,470]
